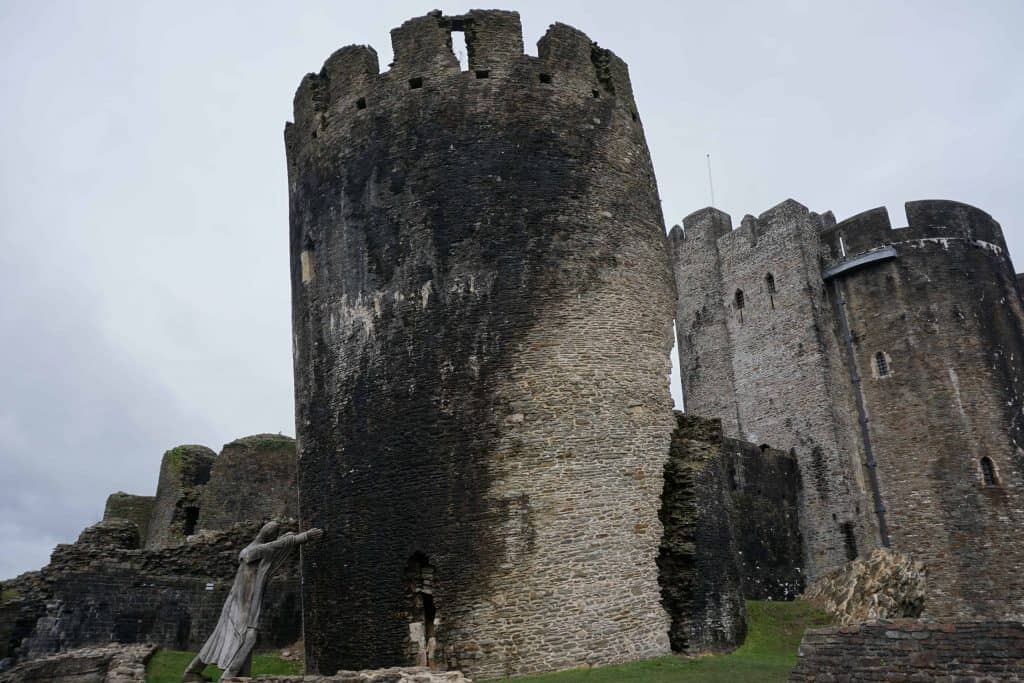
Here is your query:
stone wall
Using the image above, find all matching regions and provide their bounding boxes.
[0,643,154,683]
[671,201,876,580]
[146,445,215,549]
[10,521,301,662]
[789,620,1024,681]
[820,201,1024,620]
[723,438,804,600]
[198,434,297,531]
[657,414,746,654]
[287,10,677,679]
[0,571,48,663]
[102,493,154,545]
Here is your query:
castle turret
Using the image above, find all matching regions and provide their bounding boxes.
[821,200,1024,619]
[286,11,677,677]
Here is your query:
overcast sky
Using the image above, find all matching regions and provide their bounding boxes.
[2,0,1021,578]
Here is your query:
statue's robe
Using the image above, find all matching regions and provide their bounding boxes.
[197,532,300,669]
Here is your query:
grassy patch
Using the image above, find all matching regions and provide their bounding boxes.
[483,600,832,683]
[146,650,302,682]
[1,587,22,602]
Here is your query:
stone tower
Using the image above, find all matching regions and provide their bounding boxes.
[286,11,676,678]
[670,200,873,580]
[673,197,1024,618]
[819,200,1024,619]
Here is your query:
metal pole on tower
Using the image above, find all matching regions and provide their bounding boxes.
[706,153,715,207]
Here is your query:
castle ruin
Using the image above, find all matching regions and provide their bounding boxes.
[2,8,1023,681]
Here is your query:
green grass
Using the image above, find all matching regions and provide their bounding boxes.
[483,600,832,683]
[146,650,302,682]
[1,587,21,602]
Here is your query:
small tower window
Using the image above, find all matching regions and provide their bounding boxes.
[765,273,776,294]
[734,289,745,309]
[300,237,316,285]
[875,352,890,377]
[981,457,998,486]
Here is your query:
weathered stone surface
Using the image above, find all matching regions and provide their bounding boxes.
[147,445,216,549]
[287,10,676,679]
[801,548,925,625]
[820,201,1024,621]
[198,434,298,532]
[76,520,141,550]
[224,668,471,682]
[14,521,300,662]
[789,620,1024,682]
[657,414,746,654]
[103,493,155,544]
[0,571,48,661]
[723,437,804,600]
[0,642,154,683]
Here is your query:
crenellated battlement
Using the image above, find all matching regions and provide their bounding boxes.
[820,200,1006,265]
[671,198,1007,273]
[671,199,830,256]
[286,10,639,150]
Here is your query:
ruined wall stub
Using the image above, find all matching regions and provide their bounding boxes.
[820,200,1024,619]
[102,492,154,544]
[286,10,677,678]
[146,445,215,549]
[671,201,875,579]
[198,434,297,532]
[657,414,747,654]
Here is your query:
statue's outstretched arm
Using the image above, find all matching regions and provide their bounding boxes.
[242,528,324,561]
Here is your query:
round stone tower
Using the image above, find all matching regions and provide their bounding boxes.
[285,10,676,678]
[821,200,1024,619]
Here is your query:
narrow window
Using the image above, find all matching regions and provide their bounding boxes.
[734,289,745,309]
[839,235,847,257]
[450,28,469,71]
[875,352,890,377]
[408,77,423,90]
[538,73,552,84]
[355,97,367,110]
[183,506,199,536]
[981,457,998,486]
[727,465,738,491]
[592,89,600,98]
[300,237,315,284]
[765,273,776,294]
[840,522,858,561]
[474,69,489,79]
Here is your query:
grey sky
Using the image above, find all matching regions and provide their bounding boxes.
[1,0,1021,578]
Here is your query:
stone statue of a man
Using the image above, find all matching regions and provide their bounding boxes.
[182,521,322,681]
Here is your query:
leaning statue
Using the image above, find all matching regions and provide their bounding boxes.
[183,521,323,681]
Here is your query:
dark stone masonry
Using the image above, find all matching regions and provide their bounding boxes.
[789,620,1024,682]
[287,9,676,679]
[658,414,747,654]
